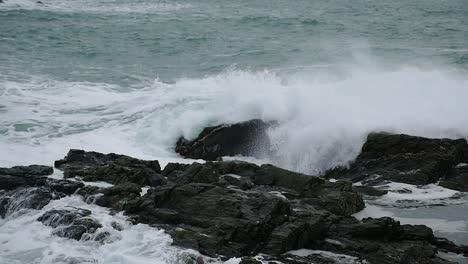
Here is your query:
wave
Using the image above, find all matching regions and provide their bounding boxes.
[0,0,191,14]
[1,64,468,174]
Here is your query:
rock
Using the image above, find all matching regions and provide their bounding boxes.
[0,187,60,218]
[352,185,388,196]
[439,163,468,191]
[37,208,102,240]
[162,162,190,178]
[55,149,161,186]
[175,119,273,160]
[113,159,367,257]
[0,165,53,190]
[0,165,53,176]
[95,183,141,211]
[326,132,468,187]
[13,149,461,263]
[45,179,85,195]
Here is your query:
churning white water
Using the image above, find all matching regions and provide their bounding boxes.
[1,65,468,174]
[0,194,229,264]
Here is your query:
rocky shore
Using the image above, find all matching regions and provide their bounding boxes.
[1,120,468,263]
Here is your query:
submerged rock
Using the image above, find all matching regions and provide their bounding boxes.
[175,119,273,160]
[55,149,162,186]
[38,208,102,240]
[326,132,468,188]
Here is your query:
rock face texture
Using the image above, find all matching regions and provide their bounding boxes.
[55,149,162,186]
[175,119,273,160]
[38,208,102,240]
[1,143,467,263]
[51,150,465,263]
[326,132,468,189]
[0,165,84,218]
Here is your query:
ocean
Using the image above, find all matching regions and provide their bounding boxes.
[1,0,468,263]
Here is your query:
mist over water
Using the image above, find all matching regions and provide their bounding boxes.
[1,62,468,174]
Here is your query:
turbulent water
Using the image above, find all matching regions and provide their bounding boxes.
[1,0,468,263]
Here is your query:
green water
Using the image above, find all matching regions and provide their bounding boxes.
[1,0,467,84]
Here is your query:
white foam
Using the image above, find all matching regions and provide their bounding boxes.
[287,249,365,263]
[376,182,459,201]
[1,66,468,176]
[0,195,235,264]
[353,205,467,233]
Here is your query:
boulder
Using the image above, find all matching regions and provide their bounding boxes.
[55,149,162,186]
[175,119,273,160]
[37,208,102,240]
[326,133,468,187]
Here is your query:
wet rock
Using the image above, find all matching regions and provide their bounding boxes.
[0,165,53,190]
[95,182,141,211]
[175,119,273,160]
[439,163,468,191]
[326,132,468,187]
[45,179,85,195]
[38,207,102,240]
[116,160,366,257]
[162,162,190,178]
[55,149,161,186]
[0,165,53,176]
[0,187,61,218]
[18,149,461,263]
[352,185,388,196]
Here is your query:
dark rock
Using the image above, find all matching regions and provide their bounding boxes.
[54,149,161,186]
[352,185,388,196]
[218,174,254,190]
[37,208,102,240]
[439,163,468,191]
[0,165,53,176]
[14,149,460,263]
[95,183,141,211]
[111,160,367,257]
[326,132,468,187]
[0,187,60,218]
[175,119,273,161]
[0,165,53,190]
[162,162,189,178]
[45,179,85,195]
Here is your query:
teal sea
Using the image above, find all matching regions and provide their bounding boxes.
[1,0,468,263]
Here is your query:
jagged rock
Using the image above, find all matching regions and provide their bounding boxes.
[175,119,273,160]
[0,187,62,218]
[45,179,85,195]
[352,185,388,196]
[8,149,463,263]
[55,149,161,186]
[326,133,468,187]
[0,165,53,190]
[115,160,366,257]
[37,208,102,240]
[95,182,141,211]
[439,163,468,191]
